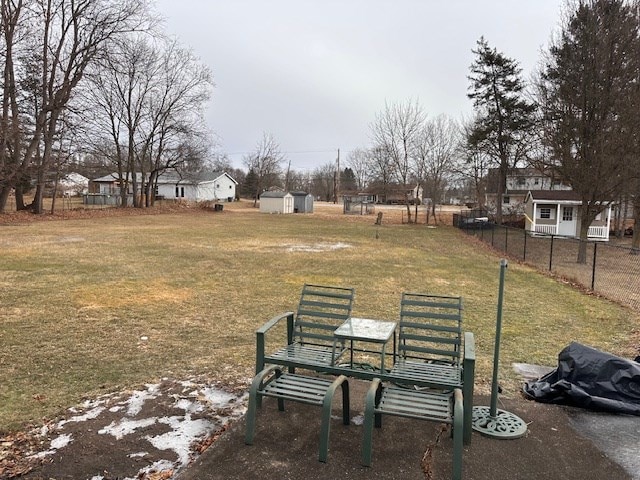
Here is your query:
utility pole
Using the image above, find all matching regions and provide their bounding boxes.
[333,148,340,204]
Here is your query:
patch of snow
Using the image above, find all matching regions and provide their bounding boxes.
[109,405,124,413]
[175,398,203,414]
[285,242,351,253]
[89,476,104,480]
[128,452,148,458]
[146,415,214,467]
[129,459,176,480]
[125,384,160,416]
[59,406,105,427]
[351,415,364,426]
[29,449,56,459]
[201,387,236,408]
[50,433,73,449]
[98,418,157,440]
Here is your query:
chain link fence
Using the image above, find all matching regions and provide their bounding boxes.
[454,212,640,311]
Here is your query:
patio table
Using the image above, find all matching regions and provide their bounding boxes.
[331,317,396,373]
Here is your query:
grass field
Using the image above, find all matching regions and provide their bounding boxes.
[1,201,638,431]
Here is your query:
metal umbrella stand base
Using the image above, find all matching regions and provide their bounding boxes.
[472,406,527,439]
[471,259,528,439]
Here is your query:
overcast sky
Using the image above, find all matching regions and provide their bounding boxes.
[152,1,562,172]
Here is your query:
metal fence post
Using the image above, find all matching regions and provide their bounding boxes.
[491,225,495,246]
[549,235,554,271]
[523,230,527,261]
[591,242,598,290]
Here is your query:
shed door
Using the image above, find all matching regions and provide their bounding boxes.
[558,206,576,236]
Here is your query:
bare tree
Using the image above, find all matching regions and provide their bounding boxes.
[311,162,335,201]
[536,0,640,262]
[414,114,460,220]
[82,35,213,207]
[370,99,425,222]
[26,0,150,213]
[345,148,371,191]
[0,0,26,211]
[243,132,285,206]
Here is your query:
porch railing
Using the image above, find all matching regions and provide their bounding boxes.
[587,225,607,239]
[534,224,557,235]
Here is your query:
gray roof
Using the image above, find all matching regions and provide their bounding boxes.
[93,170,237,185]
[260,190,290,198]
[527,190,583,201]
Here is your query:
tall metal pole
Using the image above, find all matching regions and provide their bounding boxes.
[490,259,507,417]
[472,259,528,439]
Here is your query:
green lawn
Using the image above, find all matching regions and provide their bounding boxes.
[1,205,637,430]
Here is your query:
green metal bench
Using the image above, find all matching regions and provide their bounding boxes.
[389,292,475,444]
[255,284,355,374]
[245,365,350,462]
[362,378,464,480]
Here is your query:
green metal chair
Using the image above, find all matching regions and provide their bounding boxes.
[255,284,355,373]
[245,365,350,462]
[389,292,475,444]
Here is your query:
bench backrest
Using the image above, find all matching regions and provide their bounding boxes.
[398,292,463,365]
[293,284,355,346]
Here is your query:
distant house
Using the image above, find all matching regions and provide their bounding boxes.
[259,191,294,214]
[91,171,237,203]
[524,190,612,241]
[366,183,423,204]
[59,173,89,196]
[290,191,314,213]
[485,167,571,216]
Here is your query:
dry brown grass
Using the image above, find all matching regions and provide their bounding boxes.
[0,201,638,431]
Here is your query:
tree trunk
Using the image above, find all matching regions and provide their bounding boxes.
[0,186,10,212]
[577,223,590,264]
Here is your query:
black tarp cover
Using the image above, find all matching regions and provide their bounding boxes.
[523,342,640,415]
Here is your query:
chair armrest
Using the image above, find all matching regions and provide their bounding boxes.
[255,312,295,374]
[463,331,475,363]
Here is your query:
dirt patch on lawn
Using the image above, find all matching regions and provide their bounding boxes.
[0,378,248,480]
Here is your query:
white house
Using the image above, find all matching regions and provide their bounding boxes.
[524,190,612,241]
[91,171,237,203]
[259,191,294,214]
[59,172,89,196]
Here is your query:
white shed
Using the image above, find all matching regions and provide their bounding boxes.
[259,191,294,214]
[290,191,314,213]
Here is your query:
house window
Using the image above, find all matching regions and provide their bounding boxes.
[175,186,184,198]
[540,207,551,219]
[562,207,573,221]
[503,196,510,204]
[534,178,540,185]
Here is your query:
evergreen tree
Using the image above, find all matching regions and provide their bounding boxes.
[467,37,536,223]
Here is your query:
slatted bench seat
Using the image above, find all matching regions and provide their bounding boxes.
[245,365,350,462]
[362,378,463,480]
[256,284,355,374]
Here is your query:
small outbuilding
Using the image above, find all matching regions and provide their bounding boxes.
[290,191,314,213]
[259,191,294,214]
[524,190,612,241]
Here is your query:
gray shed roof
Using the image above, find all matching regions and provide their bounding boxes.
[260,190,291,198]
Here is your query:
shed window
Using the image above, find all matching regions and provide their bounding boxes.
[539,207,552,219]
[503,196,510,204]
